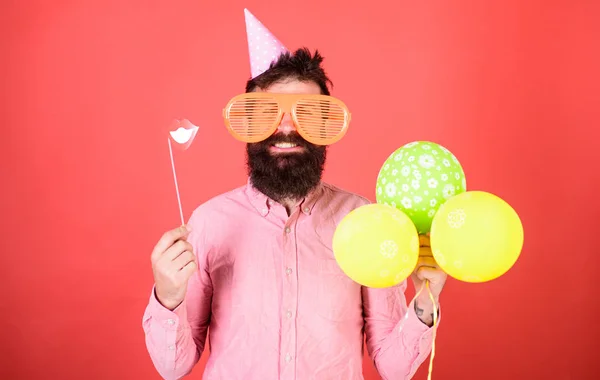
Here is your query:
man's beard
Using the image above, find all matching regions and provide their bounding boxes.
[246,132,327,203]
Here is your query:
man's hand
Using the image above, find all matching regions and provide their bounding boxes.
[151,225,197,310]
[410,234,447,326]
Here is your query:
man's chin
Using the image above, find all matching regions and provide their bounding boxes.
[272,154,302,168]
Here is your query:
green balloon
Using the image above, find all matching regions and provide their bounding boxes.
[375,141,467,234]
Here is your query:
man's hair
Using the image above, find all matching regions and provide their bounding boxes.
[245,47,333,95]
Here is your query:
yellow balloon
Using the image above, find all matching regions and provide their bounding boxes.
[430,191,524,283]
[332,203,420,288]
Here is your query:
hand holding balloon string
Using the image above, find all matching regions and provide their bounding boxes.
[334,141,524,380]
[411,234,444,380]
[411,234,446,327]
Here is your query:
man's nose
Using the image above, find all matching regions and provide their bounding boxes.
[276,112,297,134]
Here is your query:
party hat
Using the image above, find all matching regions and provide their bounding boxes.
[244,8,289,78]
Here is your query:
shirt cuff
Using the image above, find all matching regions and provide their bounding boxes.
[148,285,188,330]
[401,299,442,350]
[402,300,442,339]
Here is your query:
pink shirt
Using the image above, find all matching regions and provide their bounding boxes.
[142,182,438,380]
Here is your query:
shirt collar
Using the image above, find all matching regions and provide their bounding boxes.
[245,178,323,216]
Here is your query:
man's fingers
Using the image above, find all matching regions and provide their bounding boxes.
[415,266,440,281]
[179,260,198,278]
[151,225,191,261]
[162,239,194,262]
[172,250,196,271]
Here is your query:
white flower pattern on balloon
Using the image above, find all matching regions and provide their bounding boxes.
[372,211,384,221]
[433,249,446,266]
[442,184,456,199]
[380,240,399,259]
[447,209,467,228]
[375,141,466,235]
[391,212,407,224]
[395,269,411,283]
[385,183,397,197]
[418,154,435,169]
[401,197,413,209]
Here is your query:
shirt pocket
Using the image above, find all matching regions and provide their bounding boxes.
[316,259,361,322]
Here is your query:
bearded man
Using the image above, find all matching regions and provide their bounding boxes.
[143,10,446,380]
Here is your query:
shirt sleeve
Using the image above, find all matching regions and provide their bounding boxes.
[362,280,441,380]
[142,215,213,380]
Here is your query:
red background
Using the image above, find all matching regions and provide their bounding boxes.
[1,0,599,379]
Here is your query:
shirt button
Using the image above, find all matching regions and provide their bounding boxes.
[166,319,175,326]
[286,310,292,319]
[284,227,291,234]
[168,345,175,351]
[285,353,292,363]
[261,208,268,215]
[285,267,292,275]
[303,207,310,214]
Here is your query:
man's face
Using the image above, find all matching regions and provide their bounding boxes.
[246,79,327,203]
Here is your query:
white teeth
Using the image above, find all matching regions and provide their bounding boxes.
[274,142,298,148]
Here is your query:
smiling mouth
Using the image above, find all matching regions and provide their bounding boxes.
[273,142,299,149]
